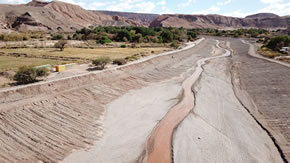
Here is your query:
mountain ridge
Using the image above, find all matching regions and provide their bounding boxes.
[0,0,289,33]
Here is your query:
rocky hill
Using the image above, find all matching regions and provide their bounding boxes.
[0,0,289,32]
[245,13,280,19]
[0,0,141,32]
[150,14,288,30]
[98,10,159,26]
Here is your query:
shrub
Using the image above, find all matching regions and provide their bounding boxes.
[116,30,132,42]
[113,58,127,65]
[92,57,111,70]
[14,66,37,84]
[98,36,112,44]
[266,36,290,51]
[120,44,126,48]
[14,66,49,84]
[52,34,64,40]
[125,55,139,61]
[131,43,137,48]
[36,67,50,77]
[170,40,179,48]
[160,30,173,43]
[133,33,143,43]
[54,40,68,51]
[0,33,30,41]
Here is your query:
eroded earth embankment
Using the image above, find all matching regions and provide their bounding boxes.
[0,39,214,162]
[228,38,290,162]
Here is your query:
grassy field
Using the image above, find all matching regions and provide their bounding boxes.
[0,56,69,71]
[0,47,170,71]
[0,47,170,59]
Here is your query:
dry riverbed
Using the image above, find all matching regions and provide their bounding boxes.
[0,37,286,163]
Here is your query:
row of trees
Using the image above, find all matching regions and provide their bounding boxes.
[193,28,269,38]
[71,26,198,44]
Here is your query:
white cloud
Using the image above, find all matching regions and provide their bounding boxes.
[192,6,221,15]
[157,0,166,6]
[0,0,27,4]
[159,6,173,14]
[135,2,155,13]
[260,0,283,4]
[178,0,196,7]
[86,2,114,10]
[105,0,155,13]
[258,2,290,16]
[222,10,252,18]
[217,0,232,6]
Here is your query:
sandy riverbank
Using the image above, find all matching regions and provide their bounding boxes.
[173,49,283,162]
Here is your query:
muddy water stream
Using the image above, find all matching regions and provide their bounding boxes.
[145,40,231,163]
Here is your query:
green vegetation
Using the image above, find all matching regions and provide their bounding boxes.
[72,26,198,45]
[52,34,64,40]
[92,57,111,70]
[258,35,290,63]
[266,36,290,51]
[98,36,112,44]
[54,40,68,51]
[113,58,127,65]
[14,66,50,84]
[192,28,269,38]
[125,55,139,61]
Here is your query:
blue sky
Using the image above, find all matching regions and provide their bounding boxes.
[1,0,290,17]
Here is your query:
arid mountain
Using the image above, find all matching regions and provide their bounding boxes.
[98,10,159,26]
[245,13,280,19]
[0,3,80,32]
[0,0,141,32]
[150,14,288,30]
[0,0,288,32]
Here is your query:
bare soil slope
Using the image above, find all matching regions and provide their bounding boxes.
[0,39,213,162]
[0,0,139,32]
[228,38,290,161]
[98,10,159,26]
[150,14,288,30]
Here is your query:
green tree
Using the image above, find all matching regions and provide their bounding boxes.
[266,36,290,51]
[117,30,132,42]
[160,30,173,43]
[98,36,112,44]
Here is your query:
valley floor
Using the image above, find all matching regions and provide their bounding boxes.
[0,37,289,163]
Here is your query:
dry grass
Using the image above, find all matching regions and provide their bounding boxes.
[0,56,68,71]
[0,47,170,59]
[258,47,284,58]
[0,47,170,72]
